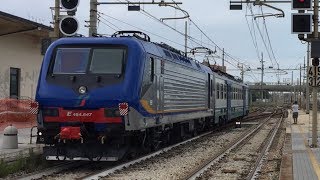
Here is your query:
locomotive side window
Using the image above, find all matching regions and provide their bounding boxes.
[141,57,155,96]
[90,48,126,74]
[53,48,90,74]
[150,57,154,82]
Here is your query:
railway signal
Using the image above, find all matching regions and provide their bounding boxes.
[61,0,79,13]
[292,0,312,10]
[59,0,79,36]
[291,13,312,34]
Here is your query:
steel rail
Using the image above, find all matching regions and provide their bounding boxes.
[81,131,213,180]
[185,111,277,180]
[246,114,284,179]
[17,162,89,180]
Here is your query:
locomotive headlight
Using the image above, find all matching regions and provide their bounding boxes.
[38,132,42,136]
[79,86,87,94]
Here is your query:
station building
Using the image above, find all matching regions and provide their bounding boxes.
[0,11,52,99]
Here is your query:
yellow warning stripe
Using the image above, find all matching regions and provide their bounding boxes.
[297,125,320,178]
[140,100,208,114]
[140,100,157,114]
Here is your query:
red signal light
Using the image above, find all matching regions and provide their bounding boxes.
[299,0,304,2]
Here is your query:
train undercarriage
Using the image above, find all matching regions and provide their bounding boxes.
[38,116,226,161]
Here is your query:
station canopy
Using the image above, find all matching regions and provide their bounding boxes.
[0,11,53,38]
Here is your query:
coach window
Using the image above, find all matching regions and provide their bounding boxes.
[216,83,220,99]
[224,84,227,99]
[236,88,238,99]
[10,67,20,98]
[220,84,224,99]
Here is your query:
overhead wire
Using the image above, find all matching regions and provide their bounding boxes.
[260,7,278,68]
[99,0,255,77]
[97,12,189,49]
[245,4,261,61]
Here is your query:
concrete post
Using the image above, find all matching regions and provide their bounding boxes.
[2,125,18,149]
[89,0,98,37]
[311,0,319,148]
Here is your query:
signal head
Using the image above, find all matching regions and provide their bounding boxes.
[60,0,79,11]
[292,0,312,10]
[312,57,320,66]
[59,16,79,36]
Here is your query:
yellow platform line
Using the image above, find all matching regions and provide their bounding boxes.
[297,125,320,179]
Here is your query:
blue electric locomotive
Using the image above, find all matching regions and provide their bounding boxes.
[36,31,248,161]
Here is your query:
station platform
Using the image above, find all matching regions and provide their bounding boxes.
[281,110,320,180]
[0,122,42,162]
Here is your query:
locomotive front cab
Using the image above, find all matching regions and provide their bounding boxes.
[35,38,145,160]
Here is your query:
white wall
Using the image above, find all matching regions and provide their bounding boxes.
[0,33,43,99]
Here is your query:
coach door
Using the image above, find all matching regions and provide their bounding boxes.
[243,86,246,116]
[208,74,211,109]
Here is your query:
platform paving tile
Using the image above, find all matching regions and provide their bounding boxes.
[290,110,320,180]
[292,132,306,151]
[293,151,318,180]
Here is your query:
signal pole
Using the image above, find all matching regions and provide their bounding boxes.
[306,42,310,114]
[311,0,319,147]
[89,0,98,37]
[54,0,60,38]
[260,53,265,101]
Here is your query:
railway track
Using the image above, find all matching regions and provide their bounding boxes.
[190,110,285,180]
[81,131,213,180]
[78,110,276,180]
[247,113,284,179]
[11,108,277,180]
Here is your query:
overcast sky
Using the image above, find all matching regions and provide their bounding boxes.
[0,0,308,83]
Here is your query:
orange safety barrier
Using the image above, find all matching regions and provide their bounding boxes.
[0,98,37,123]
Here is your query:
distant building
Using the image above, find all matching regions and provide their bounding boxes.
[0,11,53,99]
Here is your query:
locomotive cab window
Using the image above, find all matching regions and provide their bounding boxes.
[90,48,126,74]
[53,48,90,74]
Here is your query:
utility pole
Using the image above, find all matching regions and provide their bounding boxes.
[241,64,244,82]
[237,63,244,82]
[311,0,319,148]
[306,42,310,114]
[291,71,294,103]
[54,0,60,38]
[185,21,187,56]
[89,0,98,37]
[300,64,302,97]
[260,52,264,101]
[222,48,225,68]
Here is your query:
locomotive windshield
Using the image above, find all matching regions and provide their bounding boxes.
[53,48,90,74]
[52,47,127,75]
